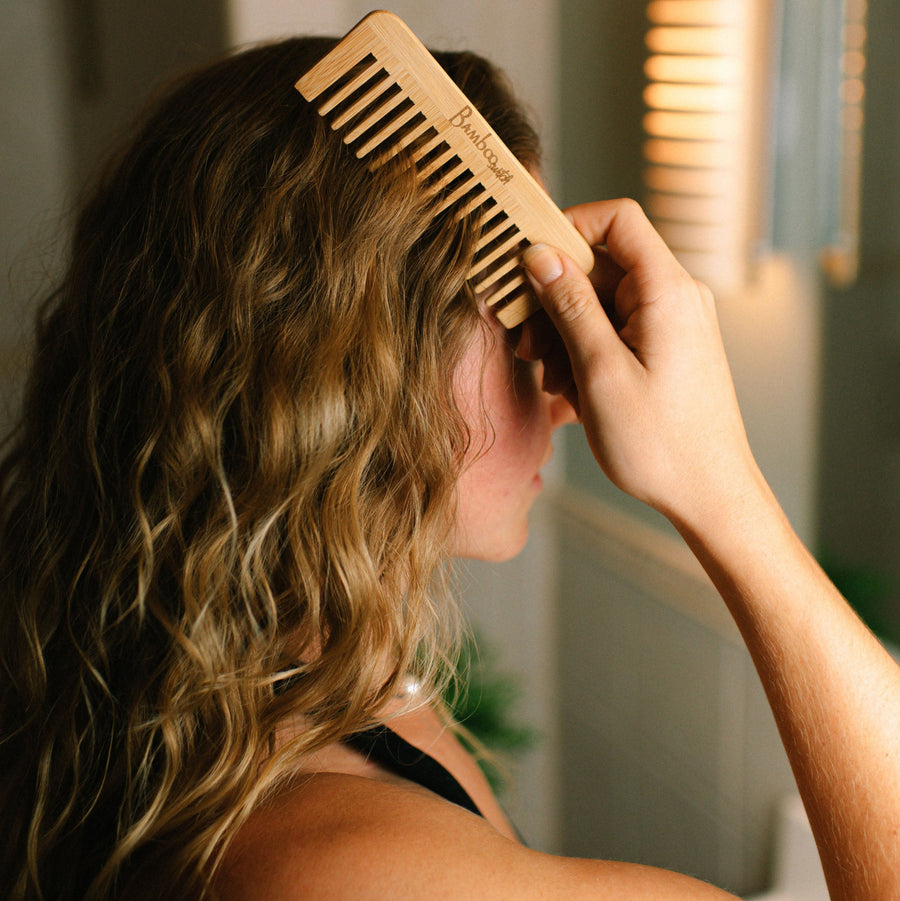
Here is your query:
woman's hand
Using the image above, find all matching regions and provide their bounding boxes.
[521,199,900,901]
[520,199,760,530]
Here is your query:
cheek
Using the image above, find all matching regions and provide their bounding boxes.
[450,342,551,561]
[494,359,548,453]
[514,358,545,423]
[455,327,549,481]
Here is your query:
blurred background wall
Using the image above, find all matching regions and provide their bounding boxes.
[2,1,897,896]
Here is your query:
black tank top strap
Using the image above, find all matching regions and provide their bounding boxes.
[343,724,484,819]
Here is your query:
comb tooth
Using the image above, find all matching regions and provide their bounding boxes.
[495,288,541,328]
[473,230,523,272]
[470,196,498,222]
[474,252,521,293]
[429,157,465,191]
[411,132,444,164]
[342,87,406,141]
[367,119,434,172]
[434,173,477,216]
[416,145,456,181]
[484,272,528,309]
[331,78,396,131]
[388,117,434,158]
[319,60,383,115]
[453,186,489,222]
[355,104,421,158]
[475,216,512,253]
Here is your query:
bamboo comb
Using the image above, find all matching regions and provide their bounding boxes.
[295,10,594,328]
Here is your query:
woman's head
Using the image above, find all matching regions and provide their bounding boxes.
[0,34,542,898]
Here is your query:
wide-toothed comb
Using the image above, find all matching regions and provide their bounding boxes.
[295,9,594,328]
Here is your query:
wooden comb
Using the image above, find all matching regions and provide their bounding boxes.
[295,10,594,328]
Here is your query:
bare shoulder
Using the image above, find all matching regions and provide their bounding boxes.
[214,773,737,900]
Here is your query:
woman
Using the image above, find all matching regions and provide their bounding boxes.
[1,33,897,901]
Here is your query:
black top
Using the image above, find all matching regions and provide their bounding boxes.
[343,724,484,819]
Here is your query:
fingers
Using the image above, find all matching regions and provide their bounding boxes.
[522,244,621,377]
[564,198,675,274]
[518,199,696,415]
[566,198,701,329]
[517,310,581,416]
[588,248,627,297]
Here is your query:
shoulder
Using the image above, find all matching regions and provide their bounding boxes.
[214,772,737,900]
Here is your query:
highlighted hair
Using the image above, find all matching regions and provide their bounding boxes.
[0,37,539,899]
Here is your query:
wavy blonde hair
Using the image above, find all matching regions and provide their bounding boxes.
[0,35,540,900]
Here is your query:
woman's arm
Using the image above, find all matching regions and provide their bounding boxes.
[521,199,900,900]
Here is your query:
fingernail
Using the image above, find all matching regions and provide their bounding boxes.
[523,244,563,287]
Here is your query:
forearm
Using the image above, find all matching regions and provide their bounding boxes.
[672,473,900,900]
[522,201,900,898]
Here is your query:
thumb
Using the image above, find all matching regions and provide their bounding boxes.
[522,244,619,373]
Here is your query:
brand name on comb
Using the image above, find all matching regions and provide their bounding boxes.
[449,106,514,184]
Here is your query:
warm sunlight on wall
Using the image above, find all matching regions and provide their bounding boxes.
[643,0,869,293]
[642,0,774,294]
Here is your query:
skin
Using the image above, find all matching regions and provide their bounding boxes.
[217,199,900,899]
[451,312,577,561]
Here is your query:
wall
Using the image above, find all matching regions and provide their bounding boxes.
[62,0,226,188]
[1,0,225,437]
[553,488,798,894]
[817,0,900,640]
[0,0,70,437]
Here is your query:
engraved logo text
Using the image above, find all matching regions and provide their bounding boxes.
[449,106,514,184]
